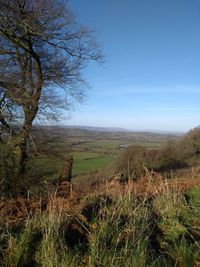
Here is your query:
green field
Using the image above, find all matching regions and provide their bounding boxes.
[73,151,114,174]
[1,128,178,181]
[26,150,114,180]
[73,138,166,152]
[71,138,167,175]
[76,140,123,149]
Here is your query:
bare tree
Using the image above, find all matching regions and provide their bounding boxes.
[0,0,102,188]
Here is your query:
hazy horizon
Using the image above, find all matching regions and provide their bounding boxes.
[56,123,186,134]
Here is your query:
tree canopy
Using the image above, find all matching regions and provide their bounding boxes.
[0,0,102,191]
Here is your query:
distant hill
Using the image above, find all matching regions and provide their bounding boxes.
[63,125,130,132]
[62,125,184,135]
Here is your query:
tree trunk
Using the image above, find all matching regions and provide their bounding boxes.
[9,135,28,197]
[59,155,74,183]
[10,106,39,195]
[13,134,28,178]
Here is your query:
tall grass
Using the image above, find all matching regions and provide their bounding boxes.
[87,188,151,267]
[2,197,79,267]
[1,178,200,266]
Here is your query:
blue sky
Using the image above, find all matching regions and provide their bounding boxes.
[65,0,200,132]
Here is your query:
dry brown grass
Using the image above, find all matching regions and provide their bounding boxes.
[93,169,200,200]
[1,168,200,227]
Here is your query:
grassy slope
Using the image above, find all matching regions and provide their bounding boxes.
[1,175,200,267]
[1,128,199,266]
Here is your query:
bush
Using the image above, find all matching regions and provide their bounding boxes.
[113,141,188,181]
[154,157,187,172]
[114,145,149,180]
[180,127,200,162]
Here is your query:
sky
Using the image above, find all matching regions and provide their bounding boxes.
[64,0,200,132]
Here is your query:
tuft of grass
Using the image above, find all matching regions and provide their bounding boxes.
[84,188,152,267]
[168,238,198,267]
[3,218,41,267]
[1,180,200,266]
[186,187,200,207]
[2,197,81,267]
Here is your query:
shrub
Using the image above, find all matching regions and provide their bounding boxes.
[113,141,187,181]
[180,127,200,163]
[153,140,188,172]
[114,145,149,180]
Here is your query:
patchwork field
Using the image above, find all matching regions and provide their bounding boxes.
[25,127,180,181]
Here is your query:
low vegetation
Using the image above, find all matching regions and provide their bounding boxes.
[1,126,200,266]
[1,174,200,267]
